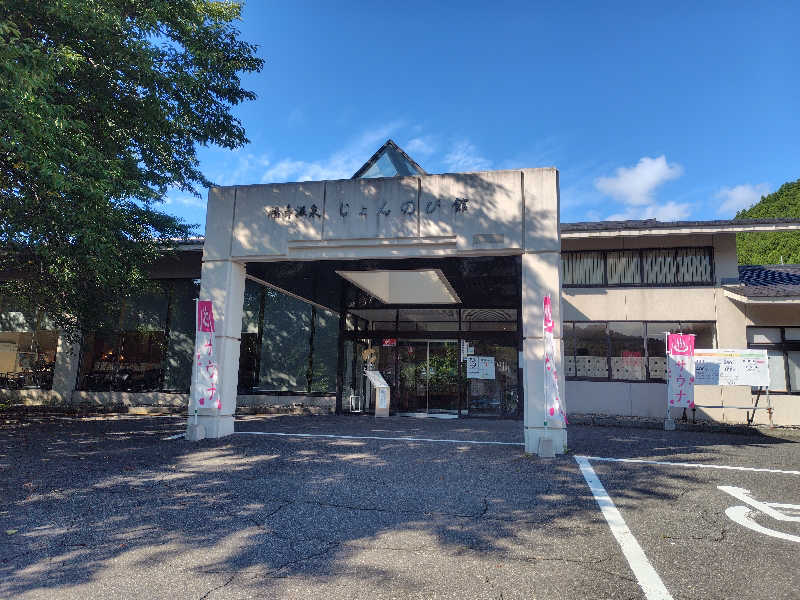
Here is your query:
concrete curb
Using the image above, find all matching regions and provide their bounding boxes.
[568,413,800,437]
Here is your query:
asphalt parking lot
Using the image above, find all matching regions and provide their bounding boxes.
[1,415,798,599]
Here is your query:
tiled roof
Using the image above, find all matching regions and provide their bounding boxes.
[724,264,800,298]
[560,218,800,232]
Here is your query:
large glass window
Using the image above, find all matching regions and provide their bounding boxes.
[238,282,338,395]
[747,326,800,393]
[79,286,169,392]
[78,280,198,393]
[574,322,609,379]
[163,279,201,392]
[0,326,58,390]
[566,321,717,382]
[608,322,645,381]
[562,247,713,287]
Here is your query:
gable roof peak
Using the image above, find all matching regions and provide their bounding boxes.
[352,139,427,179]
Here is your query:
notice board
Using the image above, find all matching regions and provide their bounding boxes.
[693,349,769,387]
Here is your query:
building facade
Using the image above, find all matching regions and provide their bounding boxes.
[2,142,799,444]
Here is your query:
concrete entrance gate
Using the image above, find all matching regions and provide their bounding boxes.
[188,168,566,454]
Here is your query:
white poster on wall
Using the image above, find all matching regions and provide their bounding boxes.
[694,349,769,387]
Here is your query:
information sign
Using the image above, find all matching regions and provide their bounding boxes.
[466,356,495,379]
[694,349,769,387]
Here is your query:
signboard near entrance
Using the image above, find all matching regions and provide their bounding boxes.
[365,370,390,417]
[467,356,495,379]
[693,349,769,387]
[382,338,397,347]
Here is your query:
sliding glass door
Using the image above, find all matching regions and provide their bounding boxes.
[397,340,460,413]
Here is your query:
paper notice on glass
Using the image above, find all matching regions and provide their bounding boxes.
[467,356,495,379]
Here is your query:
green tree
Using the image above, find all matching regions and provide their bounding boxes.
[736,179,800,264]
[0,1,263,339]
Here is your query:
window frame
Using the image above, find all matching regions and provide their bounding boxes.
[561,247,715,288]
[746,326,800,394]
[564,320,717,383]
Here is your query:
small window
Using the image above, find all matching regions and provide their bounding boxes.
[748,327,782,344]
[767,350,788,392]
[607,251,641,285]
[784,328,800,341]
[787,352,800,392]
[562,252,604,286]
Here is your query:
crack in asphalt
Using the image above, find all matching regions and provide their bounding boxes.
[198,573,235,600]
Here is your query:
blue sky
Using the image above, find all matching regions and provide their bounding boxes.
[163,1,800,232]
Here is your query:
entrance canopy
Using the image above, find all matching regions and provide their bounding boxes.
[193,155,565,454]
[335,269,459,304]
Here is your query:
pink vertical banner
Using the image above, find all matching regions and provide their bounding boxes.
[667,333,695,408]
[193,300,221,411]
[542,295,566,425]
[197,300,215,333]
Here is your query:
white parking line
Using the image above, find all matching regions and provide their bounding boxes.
[577,455,800,476]
[576,456,674,600]
[232,431,525,446]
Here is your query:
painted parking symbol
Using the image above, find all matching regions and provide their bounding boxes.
[719,485,800,543]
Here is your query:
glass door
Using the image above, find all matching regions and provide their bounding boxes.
[397,341,427,412]
[427,341,460,413]
[397,340,460,414]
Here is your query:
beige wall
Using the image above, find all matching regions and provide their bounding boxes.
[562,232,800,426]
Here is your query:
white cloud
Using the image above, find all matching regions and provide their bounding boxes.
[715,183,769,216]
[213,152,271,187]
[595,155,683,206]
[176,196,206,209]
[443,140,492,172]
[606,201,691,222]
[261,122,405,183]
[595,155,688,221]
[404,136,436,157]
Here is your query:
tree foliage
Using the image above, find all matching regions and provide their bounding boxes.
[736,179,800,265]
[0,1,263,339]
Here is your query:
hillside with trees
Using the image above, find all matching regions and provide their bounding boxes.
[736,179,800,264]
